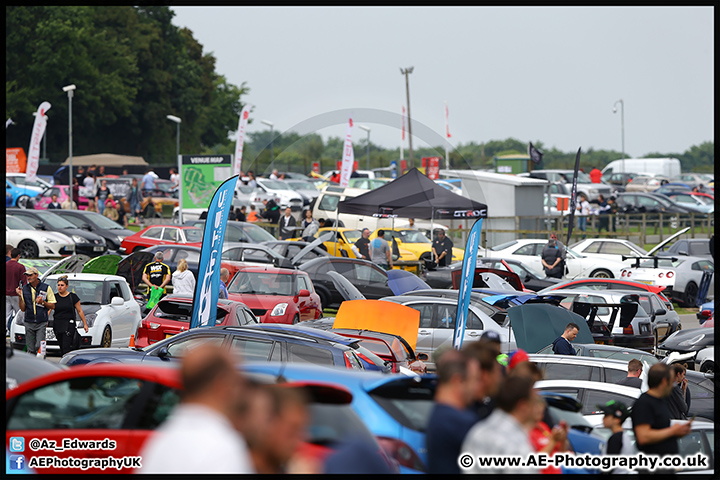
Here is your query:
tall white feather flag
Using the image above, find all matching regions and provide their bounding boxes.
[26,101,51,183]
[233,105,251,176]
[339,118,354,187]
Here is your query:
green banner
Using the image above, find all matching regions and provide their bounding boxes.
[181,155,233,209]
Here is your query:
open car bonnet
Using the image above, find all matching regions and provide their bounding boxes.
[333,300,421,352]
[386,269,431,295]
[508,303,594,354]
[40,254,92,282]
[452,268,523,291]
[646,226,691,256]
[116,251,155,292]
[290,232,334,265]
[82,255,123,275]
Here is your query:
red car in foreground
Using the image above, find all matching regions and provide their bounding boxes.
[135,295,259,347]
[119,225,203,254]
[5,364,376,474]
[227,265,322,324]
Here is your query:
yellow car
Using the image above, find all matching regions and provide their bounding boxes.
[312,227,420,274]
[369,228,465,265]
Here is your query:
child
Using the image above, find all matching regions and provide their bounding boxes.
[598,400,634,474]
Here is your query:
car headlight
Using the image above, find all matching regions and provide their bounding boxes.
[42,237,58,244]
[678,334,705,347]
[271,303,288,317]
[117,236,125,244]
[84,313,97,328]
[71,235,86,243]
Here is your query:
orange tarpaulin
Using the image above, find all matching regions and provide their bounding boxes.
[333,300,420,351]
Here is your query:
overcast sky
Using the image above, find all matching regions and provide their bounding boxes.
[171,6,713,160]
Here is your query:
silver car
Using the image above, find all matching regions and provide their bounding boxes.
[528,354,650,391]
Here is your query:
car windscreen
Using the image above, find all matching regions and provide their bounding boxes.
[368,380,436,432]
[45,279,105,304]
[64,211,126,230]
[183,228,203,243]
[154,300,228,323]
[228,271,295,296]
[397,230,431,244]
[241,223,276,243]
[343,230,361,243]
[490,240,518,251]
[6,215,36,230]
[36,212,79,230]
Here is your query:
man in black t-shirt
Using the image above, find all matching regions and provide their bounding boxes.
[142,252,172,294]
[352,228,371,260]
[616,358,643,388]
[631,363,692,460]
[432,230,453,267]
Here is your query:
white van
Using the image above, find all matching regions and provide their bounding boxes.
[601,158,681,178]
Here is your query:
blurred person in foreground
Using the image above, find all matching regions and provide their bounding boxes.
[461,374,539,474]
[140,344,254,473]
[426,346,481,474]
[465,334,504,421]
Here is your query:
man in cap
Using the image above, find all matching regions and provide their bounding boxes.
[15,266,56,355]
[599,400,634,474]
[142,251,172,298]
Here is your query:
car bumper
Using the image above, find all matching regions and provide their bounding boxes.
[76,244,108,257]
[44,243,76,258]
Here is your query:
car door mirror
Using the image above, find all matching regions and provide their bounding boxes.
[35,223,46,230]
[298,289,310,297]
[111,296,124,306]
[655,308,667,317]
[157,346,169,359]
[82,223,93,231]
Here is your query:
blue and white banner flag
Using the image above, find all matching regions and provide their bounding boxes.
[190,175,239,329]
[453,218,484,350]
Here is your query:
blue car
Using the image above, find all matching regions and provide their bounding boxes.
[6,178,43,208]
[241,362,437,473]
[697,300,714,324]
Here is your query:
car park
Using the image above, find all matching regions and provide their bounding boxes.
[662,192,714,214]
[58,324,365,370]
[119,225,203,253]
[652,182,694,195]
[602,171,639,187]
[536,277,673,305]
[5,173,49,208]
[369,227,464,266]
[6,214,75,258]
[522,169,613,202]
[233,183,277,211]
[50,209,135,252]
[226,265,323,324]
[614,192,693,214]
[263,240,331,265]
[284,178,321,206]
[221,242,295,269]
[422,258,562,292]
[10,273,142,351]
[8,208,108,257]
[188,219,277,244]
[135,294,259,347]
[622,174,672,193]
[31,184,89,210]
[484,238,628,279]
[673,172,714,188]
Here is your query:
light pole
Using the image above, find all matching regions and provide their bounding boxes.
[358,125,371,171]
[400,66,414,169]
[63,84,76,209]
[261,120,274,173]
[613,99,625,175]
[166,115,182,223]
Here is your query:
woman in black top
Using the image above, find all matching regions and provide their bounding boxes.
[53,276,89,356]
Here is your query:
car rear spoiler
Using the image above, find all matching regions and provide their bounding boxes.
[621,256,678,269]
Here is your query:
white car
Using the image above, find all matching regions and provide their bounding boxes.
[621,256,714,307]
[6,214,75,258]
[483,238,628,279]
[10,273,143,352]
[255,178,304,212]
[570,238,649,266]
[695,346,714,374]
[529,354,650,392]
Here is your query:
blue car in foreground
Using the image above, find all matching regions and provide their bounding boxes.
[241,362,436,473]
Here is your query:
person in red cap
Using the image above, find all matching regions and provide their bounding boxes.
[507,349,530,372]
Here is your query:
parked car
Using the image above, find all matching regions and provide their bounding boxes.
[120,225,203,254]
[50,209,135,252]
[58,324,365,370]
[673,172,714,188]
[484,238,628,279]
[656,328,714,370]
[5,173,49,208]
[310,227,362,257]
[662,192,714,214]
[284,178,321,206]
[188,219,277,244]
[226,265,323,324]
[569,238,649,266]
[255,177,304,212]
[422,258,562,292]
[10,273,142,351]
[523,169,613,203]
[602,172,639,187]
[263,240,331,265]
[241,361,436,473]
[234,184,278,211]
[620,256,714,307]
[221,242,295,269]
[594,418,715,474]
[535,342,660,366]
[614,192,693,214]
[652,182,694,195]
[397,288,513,328]
[7,208,107,257]
[31,185,89,210]
[537,278,673,306]
[6,347,66,391]
[6,214,75,258]
[369,227,464,266]
[655,238,714,260]
[623,175,672,193]
[135,294,258,348]
[696,347,714,374]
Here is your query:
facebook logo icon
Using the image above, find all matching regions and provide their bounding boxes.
[9,455,25,470]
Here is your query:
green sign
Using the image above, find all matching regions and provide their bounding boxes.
[181,155,233,209]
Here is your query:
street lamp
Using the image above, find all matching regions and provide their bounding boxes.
[166,114,182,223]
[358,125,371,171]
[63,84,76,209]
[613,99,625,176]
[400,66,414,169]
[261,120,274,173]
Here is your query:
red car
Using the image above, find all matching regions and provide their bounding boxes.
[5,364,369,474]
[540,278,673,307]
[227,265,322,324]
[119,225,203,254]
[135,295,259,347]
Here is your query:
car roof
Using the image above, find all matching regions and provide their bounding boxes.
[529,354,640,368]
[45,273,128,282]
[247,324,359,346]
[535,379,642,395]
[220,325,353,346]
[232,264,302,274]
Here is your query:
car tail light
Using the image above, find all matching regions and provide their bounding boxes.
[143,320,161,330]
[666,272,674,278]
[658,272,664,278]
[621,271,626,277]
[623,325,634,335]
[375,436,426,472]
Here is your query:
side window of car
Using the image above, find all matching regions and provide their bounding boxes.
[677,431,711,460]
[174,249,200,265]
[119,281,132,301]
[297,275,312,293]
[231,338,275,361]
[582,390,636,415]
[355,264,386,284]
[165,335,225,358]
[135,382,181,429]
[583,242,602,254]
[434,304,456,329]
[287,343,335,365]
[694,260,714,272]
[409,303,434,329]
[162,228,178,242]
[109,282,123,301]
[327,261,356,279]
[604,368,629,384]
[242,249,274,264]
[467,311,484,330]
[317,195,339,212]
[7,376,145,430]
[600,242,633,256]
[143,227,163,239]
[543,363,594,382]
[222,248,242,261]
[514,244,537,256]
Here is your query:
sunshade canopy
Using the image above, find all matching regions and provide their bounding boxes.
[63,153,148,166]
[337,167,488,220]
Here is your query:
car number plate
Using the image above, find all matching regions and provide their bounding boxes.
[635,280,653,285]
[93,246,104,252]
[165,333,175,339]
[46,328,56,341]
[595,340,605,345]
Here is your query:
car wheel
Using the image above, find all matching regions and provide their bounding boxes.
[101,326,112,348]
[684,282,698,307]
[18,240,39,259]
[292,315,299,325]
[16,195,30,208]
[700,361,714,374]
[590,269,613,279]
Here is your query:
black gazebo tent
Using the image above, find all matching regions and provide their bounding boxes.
[337,168,487,220]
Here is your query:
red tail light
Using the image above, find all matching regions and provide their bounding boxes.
[375,436,426,472]
[623,325,634,335]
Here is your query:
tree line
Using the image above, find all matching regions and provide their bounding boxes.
[6,6,713,176]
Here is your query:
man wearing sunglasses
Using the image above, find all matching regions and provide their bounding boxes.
[15,266,56,355]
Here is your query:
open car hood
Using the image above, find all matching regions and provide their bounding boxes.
[116,251,155,292]
[40,254,91,282]
[386,269,431,296]
[646,226,691,256]
[333,299,421,352]
[291,232,333,265]
[327,270,366,302]
[82,255,123,275]
[508,303,594,354]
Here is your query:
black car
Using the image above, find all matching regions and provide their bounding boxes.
[263,240,330,264]
[422,258,562,292]
[298,257,396,310]
[58,324,365,369]
[656,328,715,369]
[614,192,693,214]
[6,345,66,391]
[187,219,276,244]
[7,208,108,257]
[50,209,134,251]
[655,238,713,260]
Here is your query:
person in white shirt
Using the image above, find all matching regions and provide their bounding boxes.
[576,193,591,238]
[269,169,279,180]
[171,259,196,296]
[140,344,254,474]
